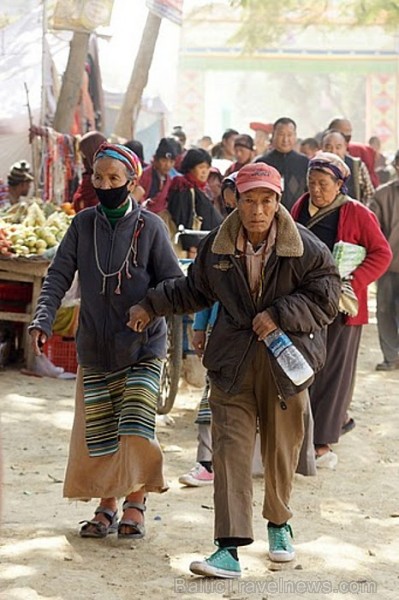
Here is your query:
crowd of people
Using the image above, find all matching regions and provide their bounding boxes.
[3,112,396,580]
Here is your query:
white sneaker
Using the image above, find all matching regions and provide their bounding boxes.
[178,463,214,487]
[316,451,338,470]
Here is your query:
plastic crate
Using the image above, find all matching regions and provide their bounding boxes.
[43,335,78,374]
[0,300,28,314]
[0,282,33,304]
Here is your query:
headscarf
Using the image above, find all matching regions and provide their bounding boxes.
[308,151,351,194]
[79,131,107,172]
[93,142,143,180]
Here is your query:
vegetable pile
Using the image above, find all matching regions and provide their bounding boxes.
[0,200,72,257]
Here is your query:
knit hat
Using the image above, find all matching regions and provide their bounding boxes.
[180,148,212,174]
[7,160,33,186]
[235,163,281,195]
[234,134,254,151]
[308,151,351,182]
[154,137,181,160]
[94,142,143,179]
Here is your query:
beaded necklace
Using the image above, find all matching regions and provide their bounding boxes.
[93,207,145,295]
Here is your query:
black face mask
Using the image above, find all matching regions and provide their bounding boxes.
[225,205,235,214]
[95,183,130,209]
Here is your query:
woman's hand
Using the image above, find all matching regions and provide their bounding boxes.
[29,328,48,356]
[127,305,151,332]
[252,311,277,341]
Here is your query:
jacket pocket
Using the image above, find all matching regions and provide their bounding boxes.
[289,328,327,375]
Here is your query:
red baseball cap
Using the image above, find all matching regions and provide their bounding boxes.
[235,163,282,195]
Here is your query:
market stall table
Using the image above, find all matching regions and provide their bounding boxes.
[0,257,49,369]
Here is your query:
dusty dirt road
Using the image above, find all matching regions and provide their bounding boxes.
[0,317,398,600]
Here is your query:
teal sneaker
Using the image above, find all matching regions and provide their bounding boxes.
[189,547,241,578]
[268,523,295,562]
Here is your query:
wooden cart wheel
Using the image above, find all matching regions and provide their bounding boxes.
[157,314,183,415]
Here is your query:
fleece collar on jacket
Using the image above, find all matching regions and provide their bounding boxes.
[211,204,304,257]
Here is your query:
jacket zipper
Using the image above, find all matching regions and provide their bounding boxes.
[251,251,289,408]
[230,255,257,312]
[227,256,257,392]
[103,216,117,368]
[265,349,288,409]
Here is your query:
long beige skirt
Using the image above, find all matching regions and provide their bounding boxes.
[63,368,168,501]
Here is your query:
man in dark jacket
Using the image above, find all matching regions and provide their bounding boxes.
[128,162,341,578]
[255,117,309,210]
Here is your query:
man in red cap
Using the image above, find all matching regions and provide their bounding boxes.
[127,162,340,578]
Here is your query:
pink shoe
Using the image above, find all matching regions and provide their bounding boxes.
[178,463,214,487]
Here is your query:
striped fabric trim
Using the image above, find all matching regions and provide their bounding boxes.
[82,359,162,457]
[195,376,211,425]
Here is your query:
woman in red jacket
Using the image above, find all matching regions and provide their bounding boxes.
[291,152,392,468]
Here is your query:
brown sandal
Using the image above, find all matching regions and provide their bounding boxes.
[117,501,146,539]
[79,506,118,538]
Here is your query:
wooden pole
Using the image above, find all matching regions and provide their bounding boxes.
[53,31,90,133]
[24,82,39,197]
[113,11,162,140]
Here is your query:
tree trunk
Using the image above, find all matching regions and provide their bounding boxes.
[113,11,162,140]
[53,31,90,133]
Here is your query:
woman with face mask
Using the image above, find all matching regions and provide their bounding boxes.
[28,143,183,540]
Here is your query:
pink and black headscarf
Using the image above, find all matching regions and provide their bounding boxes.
[93,142,143,180]
[308,151,351,194]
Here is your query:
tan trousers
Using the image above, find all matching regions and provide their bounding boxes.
[209,345,307,543]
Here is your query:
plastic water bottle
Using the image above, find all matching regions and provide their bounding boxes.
[264,328,314,386]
